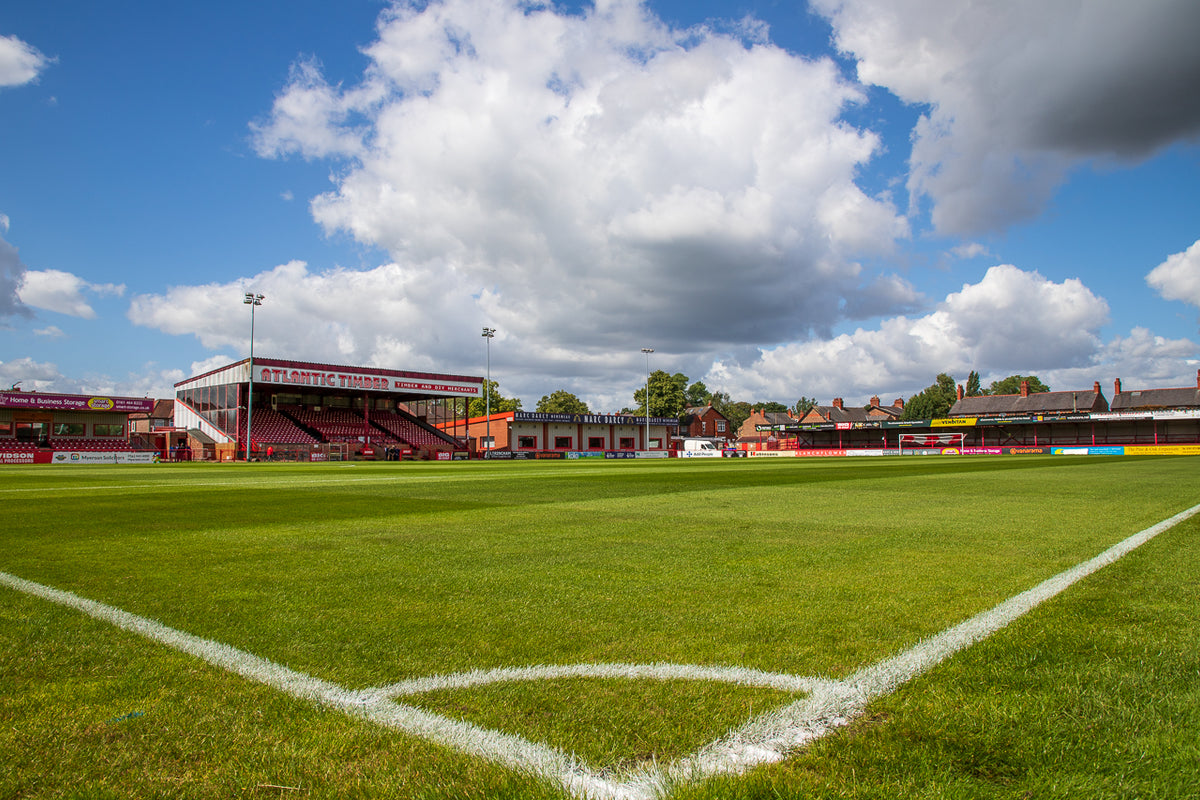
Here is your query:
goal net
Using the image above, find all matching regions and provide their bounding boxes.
[897,432,966,453]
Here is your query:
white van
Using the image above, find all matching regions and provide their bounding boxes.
[679,438,723,457]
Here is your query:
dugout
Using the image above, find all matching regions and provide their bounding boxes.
[174,357,483,460]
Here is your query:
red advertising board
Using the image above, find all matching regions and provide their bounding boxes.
[0,391,156,413]
[0,451,52,464]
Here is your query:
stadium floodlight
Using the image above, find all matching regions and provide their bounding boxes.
[641,348,654,451]
[482,327,495,455]
[244,293,265,462]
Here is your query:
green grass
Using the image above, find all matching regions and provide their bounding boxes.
[1,456,1198,797]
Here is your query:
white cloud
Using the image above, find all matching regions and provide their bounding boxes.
[129,258,716,407]
[0,356,61,391]
[74,363,188,400]
[122,0,1194,413]
[250,0,909,363]
[17,269,125,318]
[1146,238,1200,308]
[707,264,1113,403]
[0,33,50,88]
[1043,327,1197,394]
[950,242,990,260]
[0,354,186,399]
[0,235,30,318]
[251,58,376,160]
[189,354,238,377]
[812,0,1200,234]
[33,325,64,338]
[129,259,482,369]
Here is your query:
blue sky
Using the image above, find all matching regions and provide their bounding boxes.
[2,0,1199,412]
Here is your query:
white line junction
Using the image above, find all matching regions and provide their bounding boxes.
[3,502,1198,799]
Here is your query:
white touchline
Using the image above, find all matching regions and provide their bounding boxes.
[2,500,1197,800]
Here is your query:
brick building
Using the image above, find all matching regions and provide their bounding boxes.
[678,404,733,444]
[799,396,905,424]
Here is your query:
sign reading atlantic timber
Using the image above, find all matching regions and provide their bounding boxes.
[255,367,480,396]
[0,391,156,413]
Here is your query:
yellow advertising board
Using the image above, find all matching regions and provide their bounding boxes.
[931,417,977,427]
[1123,445,1200,456]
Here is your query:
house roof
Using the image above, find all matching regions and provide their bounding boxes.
[152,399,175,418]
[128,398,175,420]
[680,404,728,422]
[867,403,903,419]
[188,428,215,444]
[949,389,1108,417]
[813,405,875,423]
[1111,387,1200,410]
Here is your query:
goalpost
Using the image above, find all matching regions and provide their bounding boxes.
[897,431,966,454]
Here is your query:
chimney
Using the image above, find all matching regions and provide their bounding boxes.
[832,398,844,410]
[894,398,904,408]
[870,395,880,407]
[956,384,964,401]
[1114,377,1122,395]
[1020,380,1029,398]
[1196,369,1199,389]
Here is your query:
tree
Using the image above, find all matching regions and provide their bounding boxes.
[754,401,789,413]
[900,373,958,420]
[633,370,687,418]
[535,390,589,414]
[468,379,522,418]
[685,381,711,407]
[985,374,1050,396]
[793,397,818,418]
[722,400,753,435]
[965,370,982,397]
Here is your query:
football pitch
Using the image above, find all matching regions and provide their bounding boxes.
[3,456,1199,799]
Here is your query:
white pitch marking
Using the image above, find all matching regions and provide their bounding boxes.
[370,662,821,699]
[3,501,1197,799]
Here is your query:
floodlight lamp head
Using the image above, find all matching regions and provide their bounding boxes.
[642,347,654,354]
[244,292,264,305]
[482,327,495,338]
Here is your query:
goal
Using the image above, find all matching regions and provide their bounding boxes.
[897,431,966,453]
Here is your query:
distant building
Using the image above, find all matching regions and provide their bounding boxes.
[736,408,795,449]
[128,398,175,434]
[678,404,732,444]
[458,411,677,457]
[800,396,905,424]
